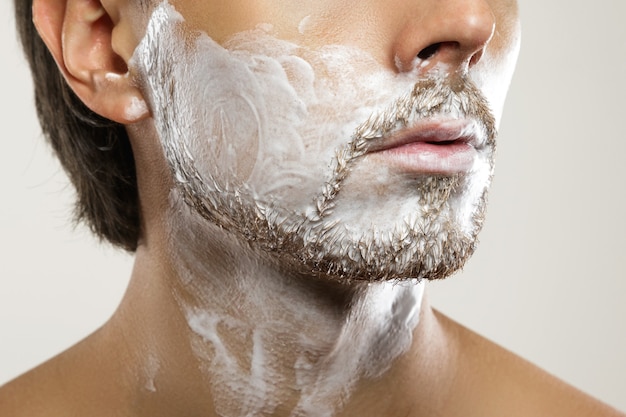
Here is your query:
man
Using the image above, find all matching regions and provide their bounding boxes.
[1,0,624,416]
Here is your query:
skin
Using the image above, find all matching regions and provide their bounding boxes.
[0,0,625,416]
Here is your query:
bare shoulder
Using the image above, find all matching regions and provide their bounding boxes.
[0,333,131,417]
[0,358,71,417]
[433,309,626,417]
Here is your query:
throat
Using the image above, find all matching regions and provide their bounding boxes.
[166,197,425,417]
[181,281,424,417]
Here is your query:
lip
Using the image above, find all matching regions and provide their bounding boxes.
[367,119,486,175]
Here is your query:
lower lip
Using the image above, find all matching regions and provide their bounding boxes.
[371,141,477,174]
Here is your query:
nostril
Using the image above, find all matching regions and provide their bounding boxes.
[417,43,441,60]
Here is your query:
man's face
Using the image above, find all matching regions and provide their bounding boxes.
[131,0,520,281]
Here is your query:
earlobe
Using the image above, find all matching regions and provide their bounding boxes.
[32,0,150,124]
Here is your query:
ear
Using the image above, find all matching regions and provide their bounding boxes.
[32,0,150,124]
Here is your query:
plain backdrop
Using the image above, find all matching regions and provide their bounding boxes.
[1,0,624,411]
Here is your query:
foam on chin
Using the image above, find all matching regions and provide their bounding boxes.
[131,1,496,282]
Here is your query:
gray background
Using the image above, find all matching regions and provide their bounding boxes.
[1,0,624,410]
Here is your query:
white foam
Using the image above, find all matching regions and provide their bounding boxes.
[143,353,160,393]
[125,96,148,122]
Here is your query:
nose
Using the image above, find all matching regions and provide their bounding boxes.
[392,0,496,74]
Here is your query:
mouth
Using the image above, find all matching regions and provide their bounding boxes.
[366,118,487,175]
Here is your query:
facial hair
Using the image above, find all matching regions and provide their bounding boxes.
[132,3,497,283]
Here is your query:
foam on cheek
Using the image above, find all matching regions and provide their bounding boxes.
[132,2,418,214]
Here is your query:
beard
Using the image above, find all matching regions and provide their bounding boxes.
[132,2,497,282]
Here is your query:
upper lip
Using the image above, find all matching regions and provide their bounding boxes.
[366,118,486,154]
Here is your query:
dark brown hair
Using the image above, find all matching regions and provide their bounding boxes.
[13,0,140,251]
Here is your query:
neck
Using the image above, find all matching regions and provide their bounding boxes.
[113,196,432,417]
